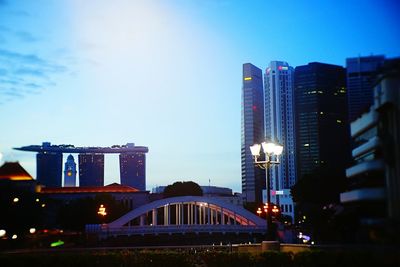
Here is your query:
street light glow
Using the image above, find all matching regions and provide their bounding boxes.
[272,144,283,155]
[13,197,19,203]
[29,228,36,234]
[97,204,107,216]
[0,229,6,237]
[262,142,275,154]
[250,144,261,156]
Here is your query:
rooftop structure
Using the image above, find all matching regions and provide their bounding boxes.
[14,142,148,154]
[0,162,33,181]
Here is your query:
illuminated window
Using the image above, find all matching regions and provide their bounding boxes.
[244,77,252,81]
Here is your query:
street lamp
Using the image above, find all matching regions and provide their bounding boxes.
[250,141,283,240]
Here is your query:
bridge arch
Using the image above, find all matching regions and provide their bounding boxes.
[108,196,266,228]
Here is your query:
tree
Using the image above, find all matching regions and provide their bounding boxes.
[290,167,347,243]
[163,181,203,198]
[57,194,130,231]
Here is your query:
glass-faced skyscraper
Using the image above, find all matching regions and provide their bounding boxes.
[346,55,385,122]
[119,152,146,190]
[36,152,63,187]
[78,153,104,186]
[264,61,297,196]
[241,63,265,203]
[294,62,350,179]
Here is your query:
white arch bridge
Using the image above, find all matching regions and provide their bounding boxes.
[86,196,268,237]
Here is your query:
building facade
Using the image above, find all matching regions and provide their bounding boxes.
[241,63,266,203]
[346,55,385,122]
[264,61,297,202]
[120,152,146,191]
[36,151,63,187]
[294,62,350,179]
[78,153,104,187]
[64,154,77,187]
[340,59,400,242]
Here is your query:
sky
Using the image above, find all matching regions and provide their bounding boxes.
[0,0,399,192]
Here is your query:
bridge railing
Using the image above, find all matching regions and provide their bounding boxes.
[86,224,267,235]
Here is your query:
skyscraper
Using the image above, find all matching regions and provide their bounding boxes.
[120,152,146,191]
[36,151,63,187]
[264,61,297,199]
[346,55,385,122]
[294,62,349,179]
[63,154,77,187]
[241,63,265,203]
[78,153,104,187]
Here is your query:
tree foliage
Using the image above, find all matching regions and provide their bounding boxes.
[291,167,346,204]
[57,194,130,231]
[163,181,203,198]
[290,167,348,242]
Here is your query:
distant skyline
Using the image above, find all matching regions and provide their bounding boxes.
[0,0,399,192]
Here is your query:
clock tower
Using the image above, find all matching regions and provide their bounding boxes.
[64,154,77,187]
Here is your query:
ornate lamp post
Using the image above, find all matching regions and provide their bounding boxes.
[250,141,283,240]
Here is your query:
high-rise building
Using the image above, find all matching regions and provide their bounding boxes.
[346,55,385,122]
[78,153,104,187]
[264,61,297,203]
[241,63,265,203]
[341,59,400,242]
[120,152,146,191]
[36,151,63,187]
[294,62,350,179]
[63,154,77,187]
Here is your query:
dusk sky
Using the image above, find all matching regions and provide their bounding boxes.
[0,0,399,192]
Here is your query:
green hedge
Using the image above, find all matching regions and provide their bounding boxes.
[0,250,398,267]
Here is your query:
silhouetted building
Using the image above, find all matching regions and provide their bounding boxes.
[0,161,37,192]
[241,63,265,203]
[120,151,146,191]
[64,154,77,187]
[294,62,350,179]
[40,183,149,210]
[264,61,297,204]
[78,154,104,187]
[346,55,385,122]
[340,58,400,242]
[36,151,63,187]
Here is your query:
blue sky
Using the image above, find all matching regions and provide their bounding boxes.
[0,0,399,192]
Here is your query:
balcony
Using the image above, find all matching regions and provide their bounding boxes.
[351,111,378,138]
[340,187,385,203]
[352,136,381,158]
[346,159,385,178]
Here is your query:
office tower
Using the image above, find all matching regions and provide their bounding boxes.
[241,63,265,203]
[36,152,63,187]
[78,153,104,186]
[346,55,385,122]
[119,152,146,191]
[63,154,77,187]
[264,61,297,198]
[294,62,350,179]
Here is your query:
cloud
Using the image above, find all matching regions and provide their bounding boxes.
[0,49,67,102]
[15,31,38,42]
[0,25,11,32]
[14,68,47,77]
